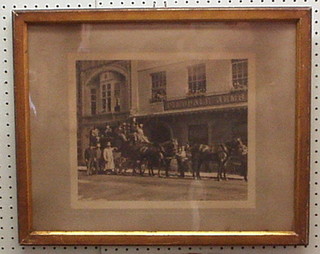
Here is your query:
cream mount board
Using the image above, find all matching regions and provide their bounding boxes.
[0,1,318,253]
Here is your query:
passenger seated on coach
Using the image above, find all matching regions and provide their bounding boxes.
[136,123,151,143]
[102,124,113,139]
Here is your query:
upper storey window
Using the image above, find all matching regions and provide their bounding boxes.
[151,71,166,102]
[232,59,248,90]
[188,63,206,95]
[101,83,112,112]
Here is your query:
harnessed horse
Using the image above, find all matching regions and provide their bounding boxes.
[191,144,229,180]
[112,133,166,176]
[225,138,248,181]
[191,138,247,181]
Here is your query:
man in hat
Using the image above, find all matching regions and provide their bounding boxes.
[89,126,100,147]
[84,145,96,176]
[176,146,187,178]
[103,124,113,140]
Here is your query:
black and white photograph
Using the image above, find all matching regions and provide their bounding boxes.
[72,56,255,208]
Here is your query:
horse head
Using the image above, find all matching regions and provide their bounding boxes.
[159,139,178,157]
[235,137,248,155]
[224,137,247,156]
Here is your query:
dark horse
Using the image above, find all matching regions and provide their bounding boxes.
[139,143,164,176]
[191,138,248,181]
[111,133,166,176]
[191,144,228,181]
[225,138,248,181]
[125,139,178,177]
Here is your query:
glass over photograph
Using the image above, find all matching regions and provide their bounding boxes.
[27,20,297,232]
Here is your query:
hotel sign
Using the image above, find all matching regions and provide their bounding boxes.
[164,90,247,111]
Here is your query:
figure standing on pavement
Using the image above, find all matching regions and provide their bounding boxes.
[103,142,115,174]
[185,144,192,173]
[176,146,187,178]
[84,146,96,176]
[95,143,103,174]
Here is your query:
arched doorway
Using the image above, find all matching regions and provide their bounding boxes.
[144,120,173,143]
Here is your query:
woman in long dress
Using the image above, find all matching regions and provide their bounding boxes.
[103,142,115,174]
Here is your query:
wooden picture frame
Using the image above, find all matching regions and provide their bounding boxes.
[14,8,311,246]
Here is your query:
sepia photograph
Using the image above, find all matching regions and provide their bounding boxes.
[74,57,253,206]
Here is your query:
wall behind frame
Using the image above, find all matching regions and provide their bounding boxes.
[0,1,317,254]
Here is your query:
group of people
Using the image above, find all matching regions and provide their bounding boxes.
[84,140,192,177]
[83,118,248,179]
[84,118,151,175]
[84,141,115,175]
[89,117,150,148]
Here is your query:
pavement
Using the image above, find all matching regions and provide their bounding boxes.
[77,170,248,202]
[78,166,246,181]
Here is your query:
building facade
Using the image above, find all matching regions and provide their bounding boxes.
[76,60,131,162]
[134,59,248,146]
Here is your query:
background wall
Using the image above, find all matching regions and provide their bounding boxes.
[0,1,318,254]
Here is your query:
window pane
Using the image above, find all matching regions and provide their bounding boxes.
[90,88,97,115]
[232,59,248,90]
[151,71,167,102]
[188,64,206,94]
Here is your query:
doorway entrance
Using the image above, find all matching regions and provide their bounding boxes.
[144,120,173,143]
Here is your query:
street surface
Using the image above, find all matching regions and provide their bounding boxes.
[78,171,247,201]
